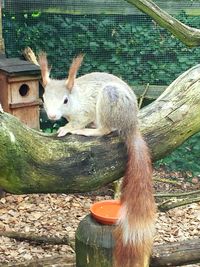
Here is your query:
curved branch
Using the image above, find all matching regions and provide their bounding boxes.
[125,0,200,47]
[0,114,127,194]
[1,64,200,194]
[139,64,200,160]
[158,196,200,212]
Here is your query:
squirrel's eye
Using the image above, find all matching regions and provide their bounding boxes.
[63,97,68,104]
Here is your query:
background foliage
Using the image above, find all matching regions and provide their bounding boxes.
[2,11,200,176]
[155,132,200,178]
[3,11,200,86]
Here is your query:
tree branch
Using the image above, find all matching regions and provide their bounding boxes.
[1,64,200,193]
[0,231,75,250]
[0,255,75,267]
[156,189,200,198]
[158,196,200,212]
[139,64,200,160]
[125,0,200,47]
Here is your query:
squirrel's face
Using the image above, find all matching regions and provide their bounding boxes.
[38,52,83,121]
[43,79,70,121]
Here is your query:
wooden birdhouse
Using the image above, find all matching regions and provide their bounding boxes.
[0,58,41,129]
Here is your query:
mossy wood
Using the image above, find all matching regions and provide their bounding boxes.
[76,215,114,267]
[75,215,200,267]
[1,64,200,194]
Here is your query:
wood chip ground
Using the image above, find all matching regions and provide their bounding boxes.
[0,169,200,266]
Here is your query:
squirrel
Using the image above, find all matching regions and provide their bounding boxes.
[38,53,156,267]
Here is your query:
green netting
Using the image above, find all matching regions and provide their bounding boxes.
[2,0,200,86]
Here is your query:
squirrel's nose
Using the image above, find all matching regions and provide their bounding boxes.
[48,113,57,120]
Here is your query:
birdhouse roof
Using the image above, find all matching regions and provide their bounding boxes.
[0,58,40,76]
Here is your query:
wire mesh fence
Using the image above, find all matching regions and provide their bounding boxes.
[2,0,200,87]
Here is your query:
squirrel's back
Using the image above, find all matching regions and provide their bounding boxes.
[75,72,138,136]
[76,72,134,95]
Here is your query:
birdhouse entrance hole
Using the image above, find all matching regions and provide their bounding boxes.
[19,84,30,97]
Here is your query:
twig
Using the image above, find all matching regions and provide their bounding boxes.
[158,196,200,212]
[138,83,150,109]
[155,189,200,198]
[0,231,75,251]
[113,179,122,199]
[153,176,181,185]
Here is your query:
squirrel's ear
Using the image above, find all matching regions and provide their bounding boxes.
[38,52,51,87]
[66,54,84,92]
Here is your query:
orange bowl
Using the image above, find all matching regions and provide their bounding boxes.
[90,200,121,225]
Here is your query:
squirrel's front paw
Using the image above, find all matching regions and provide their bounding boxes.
[57,126,72,137]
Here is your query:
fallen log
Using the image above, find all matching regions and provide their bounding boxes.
[1,64,200,194]
[0,230,75,250]
[0,255,76,267]
[151,238,200,266]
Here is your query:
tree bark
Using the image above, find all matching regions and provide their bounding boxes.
[1,64,200,194]
[151,238,200,266]
[125,0,200,47]
[139,64,200,160]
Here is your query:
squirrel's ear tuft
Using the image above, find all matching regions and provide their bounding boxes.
[38,52,51,87]
[66,54,84,92]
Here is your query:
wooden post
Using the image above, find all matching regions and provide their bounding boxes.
[0,0,5,55]
[75,215,115,267]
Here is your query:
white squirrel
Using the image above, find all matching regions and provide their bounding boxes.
[39,53,156,267]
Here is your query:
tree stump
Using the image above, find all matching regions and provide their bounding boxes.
[75,215,115,267]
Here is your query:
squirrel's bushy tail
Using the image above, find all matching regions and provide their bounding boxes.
[114,132,156,267]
